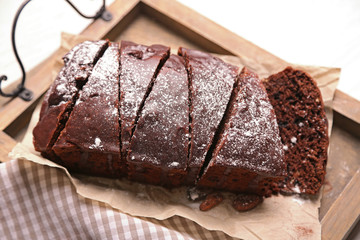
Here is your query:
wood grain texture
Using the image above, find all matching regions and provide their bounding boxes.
[321,169,360,240]
[81,0,140,40]
[333,89,360,124]
[320,113,360,219]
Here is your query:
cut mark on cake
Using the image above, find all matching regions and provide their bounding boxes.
[197,72,240,181]
[127,50,170,158]
[117,46,123,164]
[49,42,109,157]
[181,52,193,173]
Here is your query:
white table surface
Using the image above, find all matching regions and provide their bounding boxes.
[0,0,359,238]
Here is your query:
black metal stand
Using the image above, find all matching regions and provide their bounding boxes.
[0,0,112,101]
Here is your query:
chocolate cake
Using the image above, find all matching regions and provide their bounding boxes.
[263,67,329,194]
[119,41,170,159]
[178,47,239,185]
[33,39,329,200]
[197,67,286,195]
[127,55,189,187]
[33,40,109,160]
[52,44,122,177]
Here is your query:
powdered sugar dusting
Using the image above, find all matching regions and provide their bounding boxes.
[120,42,169,152]
[57,44,120,154]
[215,69,285,175]
[129,55,188,168]
[45,40,108,108]
[183,49,238,167]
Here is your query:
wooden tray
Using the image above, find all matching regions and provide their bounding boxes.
[1,1,359,239]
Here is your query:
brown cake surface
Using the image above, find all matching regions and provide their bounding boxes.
[119,41,170,158]
[127,55,189,187]
[33,40,109,159]
[263,67,329,194]
[178,47,239,185]
[197,67,286,194]
[33,39,329,200]
[52,44,122,177]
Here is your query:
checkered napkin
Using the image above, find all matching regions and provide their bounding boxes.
[0,159,235,240]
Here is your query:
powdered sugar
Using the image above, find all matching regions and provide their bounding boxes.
[182,49,238,167]
[169,162,180,167]
[56,44,120,154]
[89,137,104,150]
[128,55,188,169]
[213,69,285,175]
[46,40,108,107]
[120,42,169,153]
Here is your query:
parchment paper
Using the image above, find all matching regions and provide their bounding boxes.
[10,33,340,240]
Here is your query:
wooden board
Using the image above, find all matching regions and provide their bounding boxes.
[1,0,359,239]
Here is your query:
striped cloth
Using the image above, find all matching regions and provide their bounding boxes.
[0,159,236,240]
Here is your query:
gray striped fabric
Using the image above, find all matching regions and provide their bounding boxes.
[0,159,236,240]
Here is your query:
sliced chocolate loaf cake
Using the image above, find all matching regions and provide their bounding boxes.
[119,41,170,159]
[52,44,122,177]
[33,40,109,160]
[33,39,329,200]
[127,55,189,187]
[178,47,239,185]
[197,68,286,195]
[263,67,329,194]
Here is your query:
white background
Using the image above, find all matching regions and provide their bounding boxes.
[0,0,359,238]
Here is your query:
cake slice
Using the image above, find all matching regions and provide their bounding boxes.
[178,47,239,185]
[127,55,189,187]
[33,40,109,160]
[263,67,329,194]
[119,41,170,159]
[197,67,286,195]
[52,44,122,177]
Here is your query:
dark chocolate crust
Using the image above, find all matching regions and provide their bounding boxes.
[178,47,239,185]
[33,40,109,159]
[52,44,122,177]
[197,67,286,195]
[127,55,189,187]
[263,67,329,194]
[119,41,170,159]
